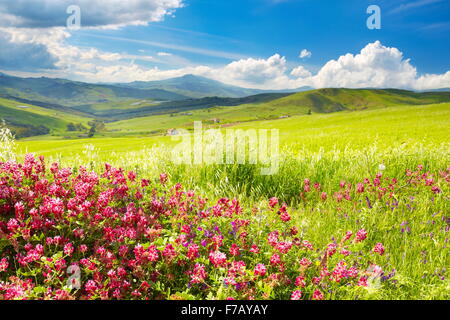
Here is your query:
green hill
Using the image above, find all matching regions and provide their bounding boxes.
[264,88,450,113]
[0,97,92,138]
[106,88,450,135]
[71,92,294,119]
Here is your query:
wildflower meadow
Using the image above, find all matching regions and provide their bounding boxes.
[1,124,448,300]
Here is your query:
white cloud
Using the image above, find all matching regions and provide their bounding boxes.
[310,40,418,89]
[0,0,184,29]
[290,66,311,78]
[217,54,287,85]
[299,49,312,59]
[157,52,172,57]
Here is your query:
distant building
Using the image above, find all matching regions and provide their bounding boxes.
[167,128,180,136]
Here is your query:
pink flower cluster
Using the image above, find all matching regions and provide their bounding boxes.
[0,154,403,300]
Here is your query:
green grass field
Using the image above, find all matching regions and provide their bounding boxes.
[17,102,450,155]
[13,101,449,208]
[3,91,450,300]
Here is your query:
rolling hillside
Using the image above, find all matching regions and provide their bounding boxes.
[73,87,450,122]
[262,88,450,113]
[0,97,92,138]
[0,73,188,107]
[105,88,450,135]
[74,92,295,119]
[4,84,450,138]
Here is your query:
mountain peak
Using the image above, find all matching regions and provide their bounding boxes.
[180,74,199,79]
[178,74,210,81]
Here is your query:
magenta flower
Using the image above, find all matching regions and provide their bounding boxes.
[254,263,267,277]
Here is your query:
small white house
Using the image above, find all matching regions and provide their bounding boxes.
[167,128,180,136]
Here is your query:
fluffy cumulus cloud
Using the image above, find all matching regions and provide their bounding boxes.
[311,41,418,88]
[290,66,312,78]
[306,41,450,90]
[216,54,288,85]
[0,0,183,29]
[299,49,312,59]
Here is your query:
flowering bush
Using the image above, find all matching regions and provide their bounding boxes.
[0,155,447,300]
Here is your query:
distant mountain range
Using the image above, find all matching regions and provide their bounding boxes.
[0,73,310,107]
[2,72,448,109]
[0,73,188,106]
[117,74,311,98]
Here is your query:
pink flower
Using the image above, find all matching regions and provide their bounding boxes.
[276,241,293,254]
[209,251,227,267]
[291,290,302,300]
[357,183,365,193]
[0,258,9,272]
[295,276,306,287]
[280,211,291,222]
[162,244,177,261]
[64,243,74,256]
[268,197,279,208]
[302,240,313,250]
[343,231,353,241]
[85,280,97,293]
[159,173,167,185]
[373,243,385,255]
[326,243,337,257]
[358,276,368,287]
[14,202,25,221]
[312,289,324,300]
[181,225,191,234]
[254,263,267,277]
[229,244,240,257]
[431,186,441,194]
[355,229,368,242]
[299,257,311,267]
[187,243,200,260]
[267,231,279,247]
[270,254,281,265]
[7,218,19,232]
[249,244,260,253]
[190,263,207,284]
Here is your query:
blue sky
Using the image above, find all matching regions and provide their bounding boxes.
[0,0,449,89]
